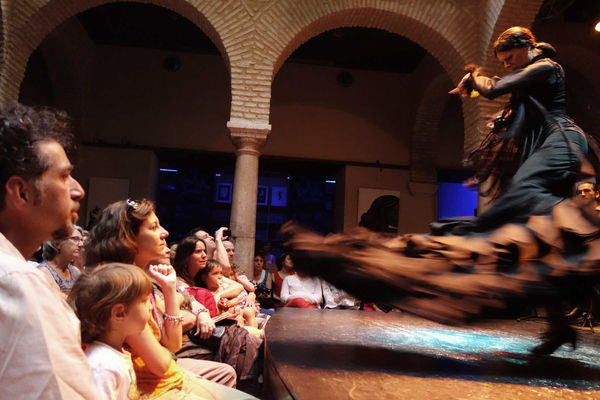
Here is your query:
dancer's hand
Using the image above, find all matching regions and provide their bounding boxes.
[448,73,471,97]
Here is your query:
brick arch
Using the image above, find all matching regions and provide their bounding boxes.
[0,0,228,103]
[270,7,474,84]
[223,0,483,124]
[410,73,454,184]
[251,2,483,148]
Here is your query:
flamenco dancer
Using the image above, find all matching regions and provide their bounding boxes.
[283,26,600,356]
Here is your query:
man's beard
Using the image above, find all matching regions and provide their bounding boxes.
[51,223,72,241]
[51,211,78,241]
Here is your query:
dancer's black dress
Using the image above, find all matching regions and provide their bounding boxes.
[283,49,600,347]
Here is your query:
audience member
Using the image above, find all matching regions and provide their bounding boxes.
[87,199,253,399]
[576,181,600,213]
[174,235,245,308]
[69,263,154,400]
[280,269,323,308]
[272,252,295,303]
[197,260,260,334]
[38,224,84,295]
[74,227,89,270]
[189,226,233,272]
[0,102,99,398]
[322,280,360,309]
[251,252,274,308]
[258,241,277,272]
[223,239,255,293]
[168,241,178,266]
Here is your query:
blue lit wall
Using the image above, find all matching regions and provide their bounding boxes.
[437,182,478,219]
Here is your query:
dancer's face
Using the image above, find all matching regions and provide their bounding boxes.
[496,47,530,72]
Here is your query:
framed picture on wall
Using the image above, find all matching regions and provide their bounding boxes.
[257,185,268,206]
[271,186,287,207]
[216,183,232,203]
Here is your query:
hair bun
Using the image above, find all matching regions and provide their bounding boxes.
[535,42,556,58]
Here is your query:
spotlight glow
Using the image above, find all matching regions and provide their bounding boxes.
[595,20,600,32]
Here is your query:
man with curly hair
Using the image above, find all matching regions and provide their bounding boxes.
[0,102,99,398]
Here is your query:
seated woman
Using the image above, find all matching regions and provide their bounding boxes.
[272,252,295,304]
[86,199,252,399]
[196,260,261,336]
[174,235,245,313]
[251,253,274,308]
[38,225,84,295]
[280,269,323,308]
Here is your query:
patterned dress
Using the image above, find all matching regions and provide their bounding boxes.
[283,53,600,325]
[37,260,81,294]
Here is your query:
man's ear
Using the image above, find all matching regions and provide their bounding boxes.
[111,303,127,321]
[4,176,31,207]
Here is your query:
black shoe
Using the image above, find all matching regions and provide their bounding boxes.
[531,326,577,356]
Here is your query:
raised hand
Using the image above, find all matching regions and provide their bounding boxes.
[215,226,229,241]
[148,263,177,289]
[448,73,471,97]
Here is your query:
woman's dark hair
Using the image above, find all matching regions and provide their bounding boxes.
[68,263,152,343]
[174,235,206,285]
[0,101,75,211]
[493,26,536,55]
[493,27,556,61]
[194,259,221,288]
[277,252,291,271]
[85,199,154,267]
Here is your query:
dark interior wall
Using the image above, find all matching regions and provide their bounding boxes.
[29,42,464,169]
[86,45,232,152]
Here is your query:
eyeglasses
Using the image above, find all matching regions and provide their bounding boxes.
[66,236,84,245]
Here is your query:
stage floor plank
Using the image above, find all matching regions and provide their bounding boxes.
[264,308,600,399]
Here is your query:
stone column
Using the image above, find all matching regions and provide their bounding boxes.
[227,119,271,278]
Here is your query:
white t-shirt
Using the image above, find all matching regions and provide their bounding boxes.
[85,341,139,400]
[322,281,358,309]
[280,274,323,306]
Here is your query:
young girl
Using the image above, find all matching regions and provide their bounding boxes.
[68,263,153,400]
[86,200,250,399]
[197,260,260,334]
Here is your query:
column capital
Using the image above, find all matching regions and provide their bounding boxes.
[227,119,271,155]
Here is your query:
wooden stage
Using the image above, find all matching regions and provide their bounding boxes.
[264,308,600,399]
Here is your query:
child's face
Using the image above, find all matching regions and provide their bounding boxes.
[205,266,223,291]
[123,294,152,336]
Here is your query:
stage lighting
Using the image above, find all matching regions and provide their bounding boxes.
[595,20,600,32]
